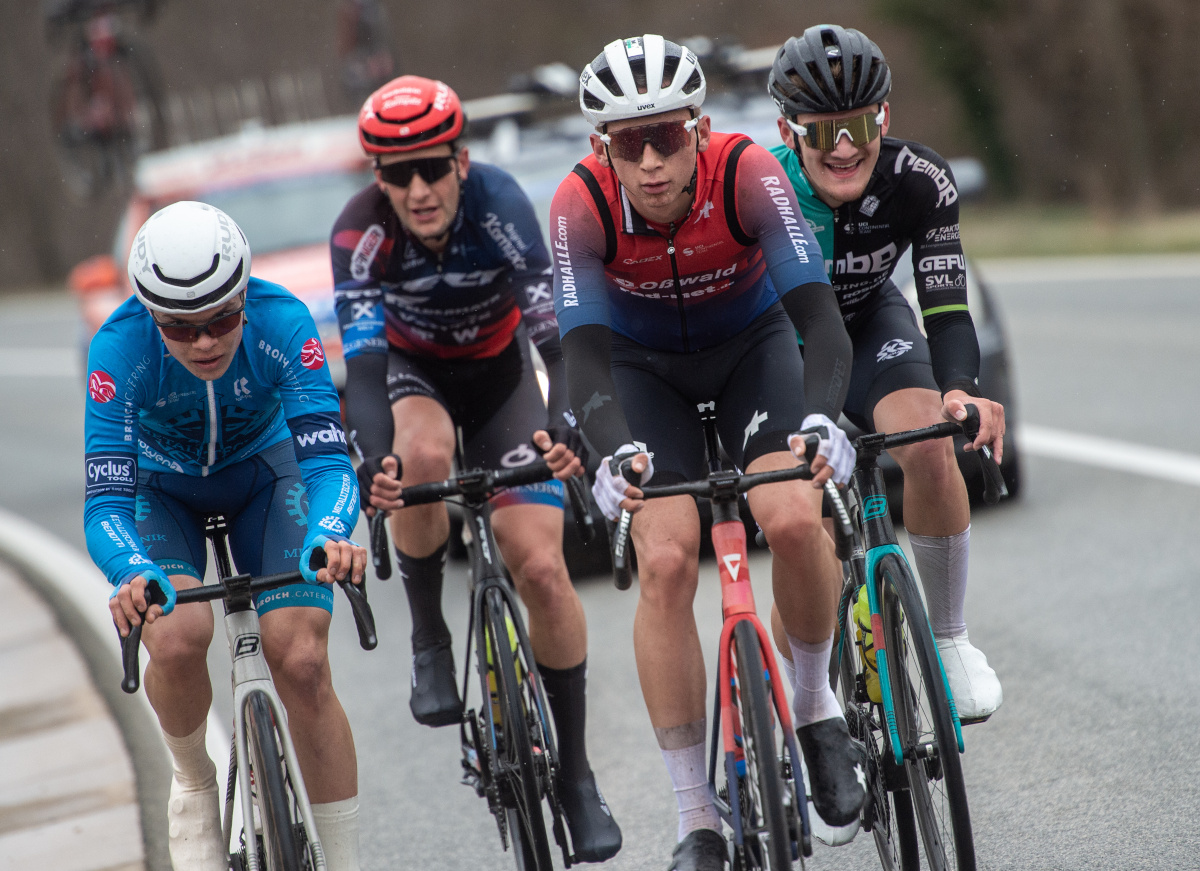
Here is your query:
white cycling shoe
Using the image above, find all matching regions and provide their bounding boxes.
[167,775,227,871]
[799,754,860,847]
[937,632,1003,723]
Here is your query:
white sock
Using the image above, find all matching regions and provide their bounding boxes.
[786,632,843,728]
[909,526,970,638]
[162,722,217,790]
[660,740,721,841]
[312,797,361,871]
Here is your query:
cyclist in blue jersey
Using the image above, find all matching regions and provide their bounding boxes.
[331,75,621,861]
[87,202,367,871]
[553,36,864,870]
[766,26,1004,737]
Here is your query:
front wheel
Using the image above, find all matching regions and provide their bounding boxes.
[244,691,304,871]
[732,619,795,869]
[879,555,975,871]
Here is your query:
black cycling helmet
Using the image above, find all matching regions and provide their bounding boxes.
[768,24,891,116]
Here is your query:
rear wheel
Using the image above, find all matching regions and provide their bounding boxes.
[244,691,304,871]
[485,590,554,871]
[732,619,794,869]
[879,555,975,871]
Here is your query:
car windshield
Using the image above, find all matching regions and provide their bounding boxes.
[166,168,374,255]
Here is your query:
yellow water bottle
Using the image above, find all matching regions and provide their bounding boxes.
[853,586,882,703]
[486,614,523,725]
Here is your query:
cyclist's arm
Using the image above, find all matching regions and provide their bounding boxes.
[550,178,635,457]
[907,156,982,397]
[736,145,853,419]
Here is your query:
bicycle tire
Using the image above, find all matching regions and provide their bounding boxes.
[485,590,554,871]
[245,691,303,871]
[878,554,974,871]
[732,619,793,870]
[834,583,918,871]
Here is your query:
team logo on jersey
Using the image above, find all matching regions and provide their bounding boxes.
[300,338,326,370]
[350,224,386,281]
[693,200,714,222]
[859,195,880,217]
[88,370,116,403]
[877,339,914,362]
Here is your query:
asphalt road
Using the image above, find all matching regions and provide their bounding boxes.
[0,256,1197,870]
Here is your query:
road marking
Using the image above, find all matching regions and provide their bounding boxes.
[0,347,80,378]
[1020,424,1200,488]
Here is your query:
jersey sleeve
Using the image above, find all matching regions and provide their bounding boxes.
[734,145,830,294]
[82,322,157,588]
[551,175,616,337]
[266,299,360,544]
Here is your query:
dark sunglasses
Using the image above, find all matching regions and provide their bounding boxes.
[600,117,699,163]
[375,155,457,188]
[154,304,245,343]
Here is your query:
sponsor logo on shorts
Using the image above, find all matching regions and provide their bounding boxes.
[88,370,116,402]
[877,339,915,362]
[501,444,538,468]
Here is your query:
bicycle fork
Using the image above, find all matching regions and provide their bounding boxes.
[223,608,327,871]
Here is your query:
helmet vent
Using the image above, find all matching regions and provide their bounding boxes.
[683,69,702,96]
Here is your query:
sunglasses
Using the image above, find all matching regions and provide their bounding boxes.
[375,155,457,188]
[600,117,699,163]
[154,304,245,343]
[786,108,886,152]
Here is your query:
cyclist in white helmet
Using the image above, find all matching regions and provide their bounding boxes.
[87,201,368,870]
[553,35,865,870]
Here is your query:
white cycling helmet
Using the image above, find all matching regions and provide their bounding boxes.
[579,34,706,128]
[127,201,251,314]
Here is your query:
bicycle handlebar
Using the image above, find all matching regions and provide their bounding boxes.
[118,548,379,694]
[397,461,555,506]
[369,511,391,580]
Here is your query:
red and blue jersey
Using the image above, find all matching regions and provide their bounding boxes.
[331,163,556,362]
[551,133,829,353]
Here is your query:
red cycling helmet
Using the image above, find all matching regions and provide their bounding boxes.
[358,75,465,155]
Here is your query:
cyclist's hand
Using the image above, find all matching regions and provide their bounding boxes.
[321,537,369,586]
[790,413,855,488]
[593,444,653,521]
[109,565,175,637]
[533,425,588,481]
[943,391,1006,462]
[356,453,402,516]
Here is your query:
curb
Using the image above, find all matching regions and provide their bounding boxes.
[0,508,231,871]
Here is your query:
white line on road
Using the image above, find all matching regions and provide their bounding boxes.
[0,347,80,378]
[1019,424,1200,488]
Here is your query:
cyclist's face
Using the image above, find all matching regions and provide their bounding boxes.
[591,110,710,225]
[154,294,245,381]
[375,144,468,254]
[778,102,889,209]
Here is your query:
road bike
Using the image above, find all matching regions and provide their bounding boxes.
[394,460,594,870]
[119,514,377,871]
[609,401,821,869]
[827,406,1004,871]
[46,0,166,199]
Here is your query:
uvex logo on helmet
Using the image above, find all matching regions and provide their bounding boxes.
[89,370,116,403]
[300,338,325,370]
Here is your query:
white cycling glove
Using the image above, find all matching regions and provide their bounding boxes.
[592,443,654,521]
[789,414,856,487]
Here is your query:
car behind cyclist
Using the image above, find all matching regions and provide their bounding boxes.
[86,202,367,871]
[552,35,865,870]
[767,25,1004,727]
[330,74,621,861]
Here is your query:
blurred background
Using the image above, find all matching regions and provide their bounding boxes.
[2,0,1200,290]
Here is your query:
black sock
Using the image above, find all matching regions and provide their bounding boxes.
[397,542,450,650]
[538,659,590,784]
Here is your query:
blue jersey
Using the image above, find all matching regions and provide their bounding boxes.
[83,278,359,589]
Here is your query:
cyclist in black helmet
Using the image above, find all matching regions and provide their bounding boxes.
[767,27,1005,816]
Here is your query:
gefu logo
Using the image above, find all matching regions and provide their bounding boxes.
[290,413,348,460]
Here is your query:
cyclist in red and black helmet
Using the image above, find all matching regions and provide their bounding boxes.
[332,75,622,862]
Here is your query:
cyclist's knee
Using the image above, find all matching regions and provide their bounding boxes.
[893,437,960,489]
[758,508,827,563]
[400,440,453,483]
[144,616,212,674]
[636,540,700,610]
[267,636,334,708]
[511,549,571,606]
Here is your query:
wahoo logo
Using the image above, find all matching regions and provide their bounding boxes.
[452,326,480,344]
[88,370,116,403]
[863,496,888,520]
[722,554,743,581]
[289,412,350,461]
[85,452,137,498]
[234,634,261,659]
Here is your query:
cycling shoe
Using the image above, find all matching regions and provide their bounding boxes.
[558,769,622,862]
[795,716,867,828]
[667,828,728,871]
[409,641,462,727]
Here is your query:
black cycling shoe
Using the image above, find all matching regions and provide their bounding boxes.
[667,828,727,871]
[796,716,867,828]
[409,641,462,727]
[557,769,622,862]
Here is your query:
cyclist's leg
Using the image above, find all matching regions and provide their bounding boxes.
[227,442,361,869]
[855,293,1001,720]
[133,473,223,869]
[384,351,461,725]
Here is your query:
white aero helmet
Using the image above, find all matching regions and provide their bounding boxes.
[579,34,706,128]
[127,201,251,314]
